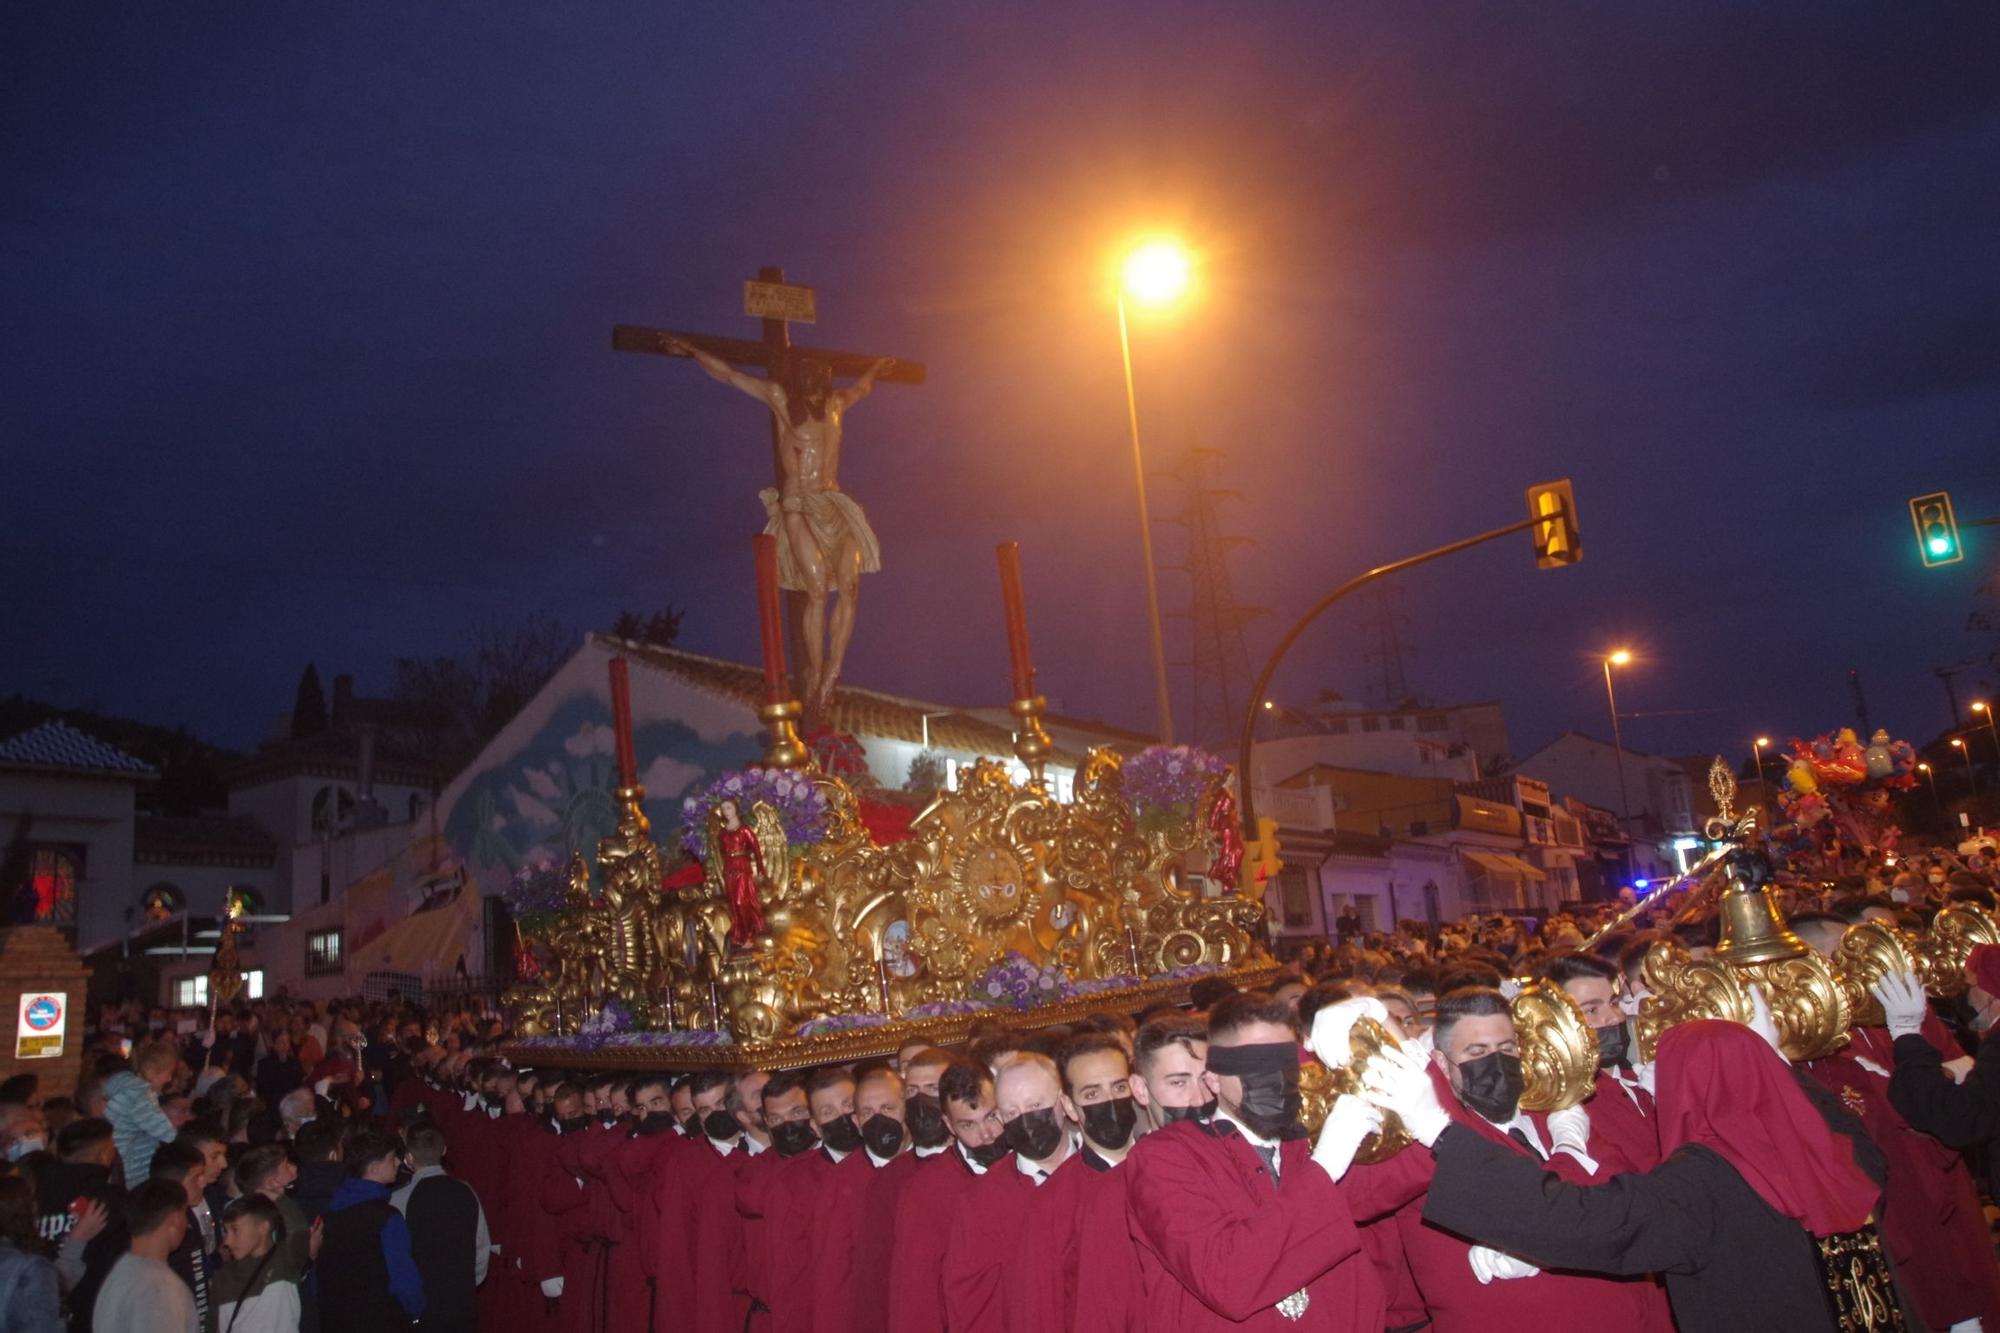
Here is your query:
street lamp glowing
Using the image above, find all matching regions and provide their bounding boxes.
[1952,738,1965,748]
[1607,649,1632,667]
[1122,241,1191,308]
[1755,736,1769,748]
[1975,701,1991,714]
[1918,762,1930,771]
[1262,700,1275,711]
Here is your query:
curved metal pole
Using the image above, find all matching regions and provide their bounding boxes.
[1238,515,1540,834]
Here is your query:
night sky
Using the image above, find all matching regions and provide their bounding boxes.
[8,4,2000,767]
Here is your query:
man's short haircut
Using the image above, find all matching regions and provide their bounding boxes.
[149,1140,205,1185]
[1206,992,1297,1042]
[803,1066,856,1099]
[1541,953,1618,988]
[855,1066,903,1099]
[902,1047,954,1078]
[688,1070,732,1100]
[57,1117,113,1160]
[761,1071,808,1104]
[632,1073,673,1103]
[221,1192,285,1239]
[293,1118,343,1163]
[343,1129,402,1176]
[1056,1033,1130,1094]
[405,1121,448,1167]
[966,1034,1029,1073]
[127,1179,191,1238]
[133,1039,179,1075]
[550,1080,585,1105]
[176,1121,226,1154]
[1134,1016,1208,1076]
[1437,964,1506,995]
[936,1059,994,1111]
[234,1144,290,1195]
[1296,982,1354,1032]
[1072,1012,1135,1039]
[1432,987,1514,1047]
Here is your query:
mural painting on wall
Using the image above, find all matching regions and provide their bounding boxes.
[443,692,763,887]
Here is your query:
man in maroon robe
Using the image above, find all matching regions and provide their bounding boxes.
[737,1070,824,1331]
[567,1074,678,1333]
[885,1059,1008,1333]
[1125,992,1385,1331]
[811,1066,919,1333]
[649,1069,746,1333]
[940,1052,1079,1333]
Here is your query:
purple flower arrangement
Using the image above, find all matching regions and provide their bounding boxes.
[1061,974,1142,998]
[506,862,571,934]
[1123,746,1228,831]
[679,768,831,858]
[906,997,997,1019]
[580,999,634,1037]
[975,951,1067,1010]
[1151,961,1224,982]
[795,1013,897,1038]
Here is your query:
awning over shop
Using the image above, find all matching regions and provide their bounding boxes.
[1462,850,1546,880]
[1492,853,1546,880]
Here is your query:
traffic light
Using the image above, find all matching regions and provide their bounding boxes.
[1909,491,1964,567]
[1238,816,1282,894]
[1526,479,1581,569]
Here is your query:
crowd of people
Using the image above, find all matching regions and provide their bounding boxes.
[1,841,1998,1332]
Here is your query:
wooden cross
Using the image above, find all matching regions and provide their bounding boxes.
[614,266,925,707]
[614,264,925,487]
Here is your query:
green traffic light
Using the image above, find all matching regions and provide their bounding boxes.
[1929,535,1953,556]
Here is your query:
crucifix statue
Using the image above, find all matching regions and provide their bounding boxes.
[616,267,923,713]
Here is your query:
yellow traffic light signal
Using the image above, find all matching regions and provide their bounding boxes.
[1909,491,1964,567]
[1526,479,1581,569]
[1238,816,1282,894]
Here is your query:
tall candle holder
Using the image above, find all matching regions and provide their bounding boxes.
[1010,694,1055,785]
[761,699,811,769]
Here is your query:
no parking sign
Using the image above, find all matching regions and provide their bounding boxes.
[15,992,66,1060]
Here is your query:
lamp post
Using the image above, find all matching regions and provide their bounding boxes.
[1117,239,1190,744]
[1752,736,1770,781]
[1918,761,1940,810]
[1952,737,1979,794]
[1603,650,1634,831]
[1975,701,1999,755]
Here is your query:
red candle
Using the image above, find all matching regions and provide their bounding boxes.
[608,656,637,788]
[996,542,1035,700]
[754,533,788,702]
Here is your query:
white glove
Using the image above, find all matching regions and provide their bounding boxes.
[540,1277,564,1299]
[1499,977,1525,1000]
[1312,1095,1382,1182]
[1747,983,1788,1062]
[1873,971,1927,1042]
[1630,1060,1657,1096]
[1543,1104,1598,1173]
[1360,1044,1452,1147]
[1468,1244,1541,1284]
[1306,998,1389,1068]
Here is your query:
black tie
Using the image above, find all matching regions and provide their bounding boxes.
[1254,1142,1280,1189]
[1507,1127,1535,1154]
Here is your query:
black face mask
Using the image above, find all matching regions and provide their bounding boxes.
[1231,1068,1304,1140]
[860,1113,906,1159]
[673,1111,697,1135]
[1002,1107,1065,1161]
[963,1135,1013,1169]
[634,1110,676,1136]
[1159,1096,1219,1125]
[702,1109,740,1142]
[1080,1096,1137,1151]
[770,1120,818,1158]
[818,1115,864,1155]
[599,1112,618,1129]
[556,1114,591,1135]
[1453,1051,1525,1123]
[905,1094,950,1150]
[1595,1021,1632,1071]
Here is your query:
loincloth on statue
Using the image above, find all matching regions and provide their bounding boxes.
[758,487,883,591]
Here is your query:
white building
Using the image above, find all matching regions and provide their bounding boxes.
[1510,732,1695,880]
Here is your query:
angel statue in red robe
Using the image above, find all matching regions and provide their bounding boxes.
[704,798,788,949]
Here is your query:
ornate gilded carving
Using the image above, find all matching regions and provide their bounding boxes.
[1513,980,1599,1112]
[505,743,1273,1058]
[1833,921,1923,1028]
[1914,905,2000,997]
[1312,1016,1414,1163]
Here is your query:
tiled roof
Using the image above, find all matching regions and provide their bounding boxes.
[603,635,1085,766]
[0,720,156,777]
[134,815,278,865]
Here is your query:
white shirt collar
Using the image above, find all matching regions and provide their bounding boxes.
[915,1142,949,1157]
[705,1134,739,1158]
[822,1144,850,1165]
[742,1134,769,1156]
[1012,1136,1073,1185]
[1486,1111,1548,1158]
[956,1143,989,1175]
[865,1146,902,1168]
[1215,1110,1281,1176]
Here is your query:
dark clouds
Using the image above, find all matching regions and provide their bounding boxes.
[5,2,1999,761]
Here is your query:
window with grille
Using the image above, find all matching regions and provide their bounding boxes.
[306,929,344,977]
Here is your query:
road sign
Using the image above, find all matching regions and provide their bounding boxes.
[15,991,66,1060]
[743,280,817,325]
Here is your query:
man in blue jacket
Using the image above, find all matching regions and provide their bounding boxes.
[318,1130,426,1328]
